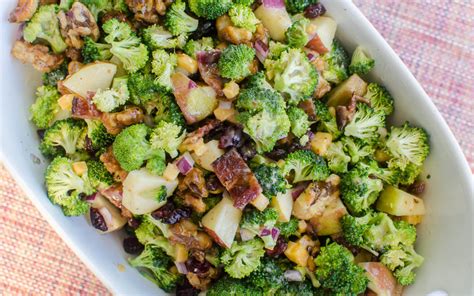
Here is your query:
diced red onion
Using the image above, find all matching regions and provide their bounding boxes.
[98,207,113,227]
[260,227,271,237]
[291,183,307,200]
[176,152,195,175]
[271,227,280,241]
[263,0,285,8]
[307,53,316,62]
[240,228,256,241]
[254,40,269,63]
[218,100,232,110]
[175,262,188,274]
[188,80,198,90]
[85,192,98,201]
[284,270,304,282]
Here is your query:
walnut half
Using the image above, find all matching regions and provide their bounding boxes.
[11,40,64,73]
[58,2,99,49]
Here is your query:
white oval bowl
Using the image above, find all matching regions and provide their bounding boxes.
[0,0,473,294]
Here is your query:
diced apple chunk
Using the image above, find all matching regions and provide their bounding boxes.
[359,262,403,296]
[163,163,180,181]
[62,62,117,98]
[254,4,292,42]
[327,74,368,107]
[271,191,293,222]
[310,197,347,236]
[310,132,333,156]
[202,196,242,248]
[307,16,337,53]
[250,193,269,211]
[376,186,426,216]
[191,140,224,172]
[89,193,127,233]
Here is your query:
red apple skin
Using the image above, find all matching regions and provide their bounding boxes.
[306,35,329,54]
[203,226,229,249]
[359,262,403,296]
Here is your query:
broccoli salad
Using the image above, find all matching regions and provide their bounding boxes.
[10,0,430,294]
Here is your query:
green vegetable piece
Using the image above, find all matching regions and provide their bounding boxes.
[220,239,265,279]
[218,44,256,80]
[282,150,330,183]
[349,46,375,75]
[164,0,199,36]
[30,85,61,129]
[229,4,260,33]
[188,0,232,20]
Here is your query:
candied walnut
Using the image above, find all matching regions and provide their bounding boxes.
[8,0,39,23]
[99,184,133,218]
[71,95,102,119]
[292,177,340,220]
[252,23,269,45]
[298,99,317,121]
[314,76,331,99]
[125,0,170,23]
[179,168,209,198]
[186,267,217,291]
[11,40,64,73]
[212,149,262,209]
[67,60,83,75]
[182,193,206,214]
[101,106,145,135]
[216,15,253,45]
[58,2,100,49]
[335,94,370,130]
[169,220,213,251]
[65,47,82,61]
[100,147,129,182]
[101,11,131,26]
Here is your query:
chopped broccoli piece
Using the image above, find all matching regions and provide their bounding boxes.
[183,37,214,58]
[45,156,93,216]
[207,276,263,296]
[129,244,181,292]
[267,41,290,60]
[79,0,112,20]
[218,44,256,80]
[145,149,166,176]
[188,0,232,20]
[59,0,74,10]
[349,46,375,75]
[23,5,67,53]
[244,71,273,90]
[341,136,375,164]
[144,93,185,126]
[252,164,288,198]
[151,49,177,90]
[314,100,341,138]
[220,239,265,279]
[385,123,430,170]
[82,37,112,63]
[340,165,383,215]
[142,25,187,50]
[286,18,310,48]
[112,0,129,12]
[357,159,401,186]
[282,150,330,183]
[228,4,260,33]
[127,71,163,105]
[287,106,312,138]
[30,85,61,129]
[86,160,113,190]
[364,83,394,116]
[240,208,279,248]
[42,61,68,86]
[135,215,174,255]
[84,119,114,154]
[150,121,186,158]
[314,242,368,295]
[265,48,318,105]
[320,40,350,84]
[276,217,299,238]
[164,0,198,36]
[284,0,317,14]
[276,280,320,296]
[39,119,86,159]
[236,87,286,113]
[325,141,351,173]
[396,162,422,186]
[343,103,385,142]
[380,244,424,286]
[92,77,130,112]
[248,256,286,294]
[102,19,149,73]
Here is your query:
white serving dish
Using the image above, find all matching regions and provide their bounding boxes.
[0,0,473,294]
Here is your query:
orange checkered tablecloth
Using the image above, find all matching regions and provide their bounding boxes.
[1,1,473,294]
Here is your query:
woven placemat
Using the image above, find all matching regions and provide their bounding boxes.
[1,1,473,294]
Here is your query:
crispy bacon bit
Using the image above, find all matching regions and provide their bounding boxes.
[71,95,102,119]
[100,147,128,182]
[336,94,371,130]
[125,0,171,23]
[100,184,133,218]
[197,51,226,96]
[212,149,262,209]
[8,0,39,23]
[169,220,213,251]
[58,2,100,49]
[101,106,144,135]
[11,40,64,73]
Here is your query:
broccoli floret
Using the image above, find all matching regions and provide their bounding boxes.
[82,37,113,63]
[129,244,181,292]
[284,0,317,14]
[42,61,68,86]
[112,124,164,172]
[86,160,113,190]
[276,280,320,296]
[252,164,288,198]
[151,49,177,90]
[218,44,256,80]
[79,0,112,20]
[340,166,383,215]
[244,71,273,90]
[364,83,394,116]
[341,136,375,164]
[150,121,186,158]
[220,239,265,279]
[228,4,260,33]
[112,0,129,12]
[92,77,129,112]
[128,71,163,105]
[248,257,286,293]
[236,87,286,113]
[142,25,187,50]
[314,100,341,138]
[287,106,312,138]
[325,141,351,173]
[39,119,86,159]
[59,0,74,10]
[183,37,214,58]
[188,0,232,20]
[84,119,114,154]
[385,123,430,170]
[396,162,422,186]
[267,41,290,60]
[23,5,67,53]
[380,244,424,286]
[314,242,368,295]
[234,0,254,5]
[241,208,279,248]
[164,0,198,36]
[343,103,385,142]
[45,156,93,216]
[102,19,149,73]
[286,18,310,48]
[207,276,263,296]
[282,150,330,183]
[145,150,167,176]
[30,85,61,129]
[320,40,350,84]
[265,48,318,105]
[349,46,375,75]
[356,159,400,186]
[341,212,417,254]
[276,217,299,238]
[144,93,185,126]
[135,215,174,256]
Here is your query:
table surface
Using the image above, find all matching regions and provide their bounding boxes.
[1,0,473,294]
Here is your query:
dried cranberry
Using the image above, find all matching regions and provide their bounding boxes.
[266,237,288,257]
[219,125,243,149]
[265,148,288,161]
[37,129,45,140]
[127,217,141,229]
[84,136,95,154]
[190,19,216,40]
[176,278,199,296]
[185,257,211,275]
[408,181,426,196]
[123,237,144,254]
[206,174,223,193]
[152,203,192,224]
[90,208,108,232]
[238,142,257,161]
[304,3,326,19]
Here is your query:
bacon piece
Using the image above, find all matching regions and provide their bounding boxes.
[101,106,144,135]
[211,149,262,209]
[99,147,128,182]
[100,184,132,218]
[196,51,226,97]
[9,0,39,23]
[11,40,64,73]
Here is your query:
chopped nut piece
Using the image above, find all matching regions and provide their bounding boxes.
[101,106,144,135]
[11,40,64,73]
[58,2,100,49]
[8,0,39,23]
[177,53,198,75]
[125,0,171,23]
[100,147,128,182]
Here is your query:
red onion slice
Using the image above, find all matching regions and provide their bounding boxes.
[284,270,304,282]
[262,0,285,8]
[260,227,271,237]
[175,262,188,274]
[176,152,195,175]
[271,227,280,241]
[291,183,308,200]
[85,192,98,201]
[254,40,269,63]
